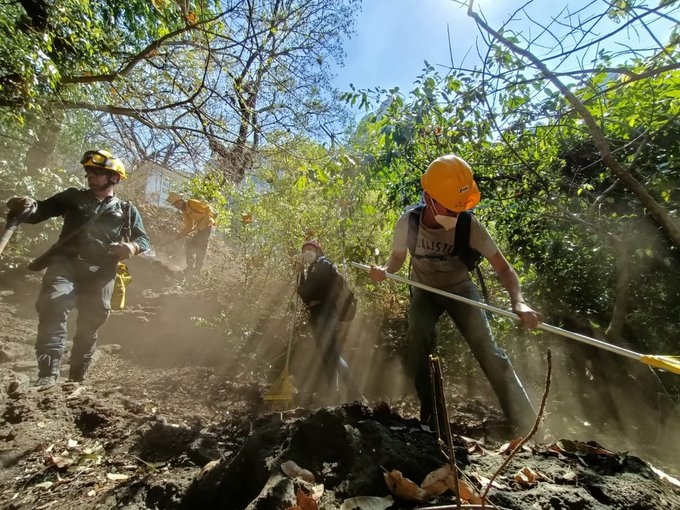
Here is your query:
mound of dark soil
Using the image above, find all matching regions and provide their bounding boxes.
[1,257,679,509]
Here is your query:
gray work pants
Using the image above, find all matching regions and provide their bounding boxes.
[35,256,115,379]
[406,284,536,431]
[186,226,213,274]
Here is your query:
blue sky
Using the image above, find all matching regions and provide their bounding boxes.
[333,0,529,94]
[332,0,675,94]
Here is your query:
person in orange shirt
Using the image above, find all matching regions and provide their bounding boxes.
[166,192,216,275]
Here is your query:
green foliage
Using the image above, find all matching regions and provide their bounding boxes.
[0,156,82,261]
[1,0,361,181]
[0,0,196,116]
[341,4,680,366]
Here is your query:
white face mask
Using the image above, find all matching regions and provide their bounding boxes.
[434,214,458,230]
[428,195,458,230]
[302,250,317,264]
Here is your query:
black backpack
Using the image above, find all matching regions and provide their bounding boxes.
[406,205,482,270]
[335,271,357,322]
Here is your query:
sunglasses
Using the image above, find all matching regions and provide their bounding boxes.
[81,151,114,169]
[84,167,111,177]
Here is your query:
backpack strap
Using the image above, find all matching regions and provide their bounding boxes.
[406,204,425,257]
[452,211,482,271]
[121,201,132,242]
[406,206,481,271]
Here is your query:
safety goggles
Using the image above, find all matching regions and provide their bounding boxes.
[81,151,114,169]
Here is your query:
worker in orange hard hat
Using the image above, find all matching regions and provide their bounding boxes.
[166,192,217,275]
[369,154,540,433]
[5,150,150,388]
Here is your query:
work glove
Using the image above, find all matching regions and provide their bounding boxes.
[6,196,37,216]
[109,241,138,260]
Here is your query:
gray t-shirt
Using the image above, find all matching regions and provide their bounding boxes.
[391,209,499,292]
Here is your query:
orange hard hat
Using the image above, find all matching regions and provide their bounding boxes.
[421,155,480,212]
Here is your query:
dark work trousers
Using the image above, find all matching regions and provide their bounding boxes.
[308,305,361,400]
[185,226,213,274]
[406,283,536,432]
[35,256,115,379]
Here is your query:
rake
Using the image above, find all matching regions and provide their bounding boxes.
[263,274,301,410]
[351,261,680,376]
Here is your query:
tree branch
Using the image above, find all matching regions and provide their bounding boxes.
[467,0,680,249]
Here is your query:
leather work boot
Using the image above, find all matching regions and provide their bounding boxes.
[35,353,61,390]
[68,361,90,383]
[31,375,58,390]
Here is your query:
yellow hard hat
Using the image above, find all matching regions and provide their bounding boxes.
[80,150,127,180]
[421,155,480,212]
[166,192,183,205]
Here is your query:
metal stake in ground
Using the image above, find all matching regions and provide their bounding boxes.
[429,355,462,510]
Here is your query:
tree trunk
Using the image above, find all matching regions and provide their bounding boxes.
[605,234,632,342]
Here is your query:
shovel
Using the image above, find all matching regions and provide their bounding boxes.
[351,261,680,376]
[0,215,22,258]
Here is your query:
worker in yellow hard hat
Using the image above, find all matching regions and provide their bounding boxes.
[166,192,216,275]
[369,154,540,433]
[5,150,150,388]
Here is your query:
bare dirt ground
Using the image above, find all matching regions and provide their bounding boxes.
[1,257,680,510]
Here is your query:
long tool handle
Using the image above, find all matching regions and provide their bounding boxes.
[284,272,302,371]
[351,261,645,362]
[0,217,20,257]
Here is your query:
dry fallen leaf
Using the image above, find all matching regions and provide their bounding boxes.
[498,437,525,454]
[106,473,130,481]
[514,466,539,487]
[562,470,578,482]
[552,439,618,458]
[48,455,74,469]
[383,469,428,501]
[456,478,483,504]
[421,465,455,497]
[281,460,315,483]
[196,459,220,481]
[295,489,318,510]
[339,495,394,510]
[470,471,510,490]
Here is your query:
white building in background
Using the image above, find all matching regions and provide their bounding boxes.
[122,161,189,206]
